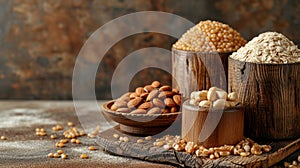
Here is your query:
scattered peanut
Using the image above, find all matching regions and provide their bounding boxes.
[145,136,152,141]
[88,146,96,151]
[48,153,54,158]
[54,153,60,158]
[67,122,74,127]
[137,139,144,144]
[123,137,129,142]
[50,135,56,139]
[1,136,7,140]
[80,153,88,159]
[52,124,63,131]
[60,139,68,143]
[75,139,81,144]
[113,134,119,139]
[57,150,63,154]
[61,153,67,159]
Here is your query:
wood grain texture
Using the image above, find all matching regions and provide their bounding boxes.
[228,58,300,140]
[182,101,244,147]
[97,126,300,168]
[172,48,231,98]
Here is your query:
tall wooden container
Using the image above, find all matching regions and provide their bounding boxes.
[172,48,231,98]
[228,57,300,139]
[182,101,244,147]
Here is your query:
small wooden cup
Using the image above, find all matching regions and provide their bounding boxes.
[172,48,232,98]
[182,101,244,147]
[228,57,300,140]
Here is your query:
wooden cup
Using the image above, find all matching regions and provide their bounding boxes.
[228,57,300,139]
[182,101,244,147]
[172,48,232,98]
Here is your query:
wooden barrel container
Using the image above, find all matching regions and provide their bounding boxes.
[228,57,300,140]
[172,48,232,98]
[182,101,244,147]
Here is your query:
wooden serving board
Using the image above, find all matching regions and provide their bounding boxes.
[97,126,300,168]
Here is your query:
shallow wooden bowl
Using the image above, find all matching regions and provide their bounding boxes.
[101,100,181,135]
[228,57,300,140]
[172,48,232,98]
[182,100,244,147]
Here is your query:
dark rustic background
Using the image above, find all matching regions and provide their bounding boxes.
[0,0,299,99]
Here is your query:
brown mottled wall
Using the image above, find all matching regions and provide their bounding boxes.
[0,0,299,99]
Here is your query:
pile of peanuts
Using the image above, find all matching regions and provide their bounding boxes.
[110,81,182,115]
[189,87,239,109]
[230,32,300,63]
[284,155,300,167]
[153,135,271,159]
[35,122,101,160]
[173,20,247,53]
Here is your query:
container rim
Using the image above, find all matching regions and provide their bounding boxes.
[171,47,233,55]
[228,56,300,65]
[182,100,243,113]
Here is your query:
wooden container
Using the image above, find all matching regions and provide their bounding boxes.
[181,101,244,147]
[172,48,232,98]
[228,57,300,139]
[101,100,181,135]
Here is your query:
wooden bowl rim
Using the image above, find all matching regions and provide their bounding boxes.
[228,56,300,65]
[101,100,182,118]
[171,47,233,55]
[182,100,244,113]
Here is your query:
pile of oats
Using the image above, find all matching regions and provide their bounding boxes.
[230,32,300,63]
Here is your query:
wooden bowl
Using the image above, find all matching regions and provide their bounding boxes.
[228,57,300,140]
[181,100,244,147]
[101,100,181,135]
[172,48,232,98]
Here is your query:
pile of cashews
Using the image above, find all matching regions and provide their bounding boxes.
[189,87,239,109]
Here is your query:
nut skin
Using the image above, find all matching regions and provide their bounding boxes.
[120,92,130,101]
[113,100,127,108]
[164,98,176,107]
[159,85,172,91]
[138,102,153,109]
[158,91,174,98]
[152,98,165,108]
[140,92,149,99]
[147,107,161,114]
[135,87,144,96]
[130,109,147,114]
[127,97,143,108]
[170,107,177,113]
[173,95,182,106]
[151,81,161,88]
[146,89,159,101]
[110,104,118,111]
[116,108,130,113]
[144,85,154,92]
